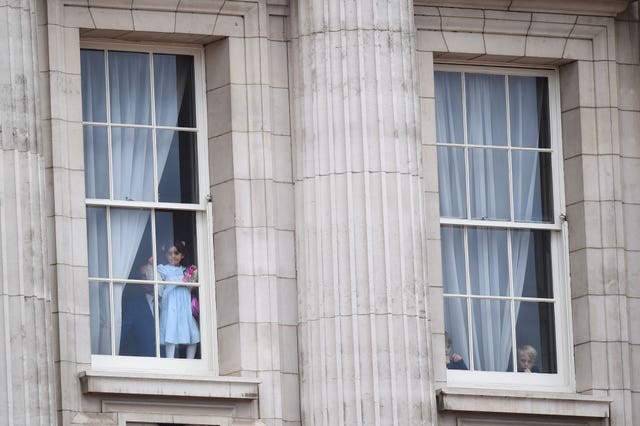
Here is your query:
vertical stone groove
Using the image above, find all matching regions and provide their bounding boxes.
[292,0,433,424]
[0,0,55,424]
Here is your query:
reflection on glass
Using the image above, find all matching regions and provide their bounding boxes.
[89,281,111,355]
[471,298,512,372]
[441,225,466,295]
[157,130,199,203]
[83,125,109,199]
[155,210,198,270]
[159,281,200,359]
[437,146,466,218]
[512,151,553,222]
[509,76,550,149]
[435,71,464,144]
[512,230,553,299]
[87,207,108,278]
[154,54,196,128]
[444,297,469,370]
[468,228,508,296]
[81,49,107,123]
[469,148,510,220]
[111,127,154,202]
[110,208,151,280]
[515,301,556,373]
[118,284,157,357]
[466,73,507,147]
[109,51,151,125]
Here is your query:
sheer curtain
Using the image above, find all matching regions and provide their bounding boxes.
[85,51,186,355]
[436,72,541,371]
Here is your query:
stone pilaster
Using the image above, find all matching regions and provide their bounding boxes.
[0,0,56,424]
[290,1,434,424]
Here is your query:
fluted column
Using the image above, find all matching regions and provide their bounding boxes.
[290,0,433,424]
[0,0,56,424]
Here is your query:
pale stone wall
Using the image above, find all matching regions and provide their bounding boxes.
[1,0,639,425]
[0,0,57,423]
[617,0,640,422]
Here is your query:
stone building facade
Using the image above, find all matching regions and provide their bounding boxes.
[0,0,639,425]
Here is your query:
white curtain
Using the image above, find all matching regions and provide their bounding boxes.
[437,72,542,371]
[85,51,186,355]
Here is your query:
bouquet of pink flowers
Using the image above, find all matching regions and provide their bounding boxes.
[184,265,199,319]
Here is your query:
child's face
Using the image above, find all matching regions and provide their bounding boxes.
[166,246,184,266]
[518,353,535,370]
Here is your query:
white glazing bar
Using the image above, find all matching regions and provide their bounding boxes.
[443,293,556,303]
[85,199,206,211]
[81,121,197,132]
[436,142,552,153]
[151,210,160,358]
[105,206,114,355]
[507,229,517,372]
[463,226,474,371]
[461,72,471,221]
[149,52,159,204]
[105,49,115,202]
[440,217,560,230]
[506,75,514,223]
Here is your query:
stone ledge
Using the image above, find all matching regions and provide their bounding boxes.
[414,0,629,17]
[436,387,611,418]
[79,370,260,400]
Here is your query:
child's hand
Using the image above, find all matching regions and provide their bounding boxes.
[452,353,462,362]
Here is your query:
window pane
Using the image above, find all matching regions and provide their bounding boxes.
[87,207,109,278]
[118,283,157,357]
[89,281,111,355]
[468,228,508,296]
[111,127,154,202]
[159,283,200,359]
[83,125,109,199]
[515,301,557,373]
[444,297,469,370]
[466,73,507,147]
[437,146,466,218]
[471,299,512,372]
[109,51,151,125]
[154,54,196,128]
[155,210,198,275]
[110,208,152,280]
[81,49,107,123]
[509,76,550,149]
[512,151,553,222]
[469,148,510,220]
[512,230,553,299]
[441,225,466,295]
[157,130,199,203]
[435,71,464,144]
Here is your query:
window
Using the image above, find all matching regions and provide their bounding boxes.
[435,65,571,389]
[81,44,212,370]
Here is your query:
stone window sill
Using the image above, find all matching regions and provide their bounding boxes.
[436,387,611,418]
[79,370,260,400]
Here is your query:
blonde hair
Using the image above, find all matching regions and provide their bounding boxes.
[518,345,538,363]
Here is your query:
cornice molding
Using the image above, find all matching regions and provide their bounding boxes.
[414,0,629,17]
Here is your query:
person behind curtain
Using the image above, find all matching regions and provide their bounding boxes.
[445,331,468,370]
[119,265,156,357]
[147,241,200,358]
[517,345,539,373]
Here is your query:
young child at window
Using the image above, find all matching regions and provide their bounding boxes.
[517,345,539,373]
[148,241,200,359]
[445,331,468,370]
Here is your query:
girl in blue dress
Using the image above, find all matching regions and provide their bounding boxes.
[153,241,200,358]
